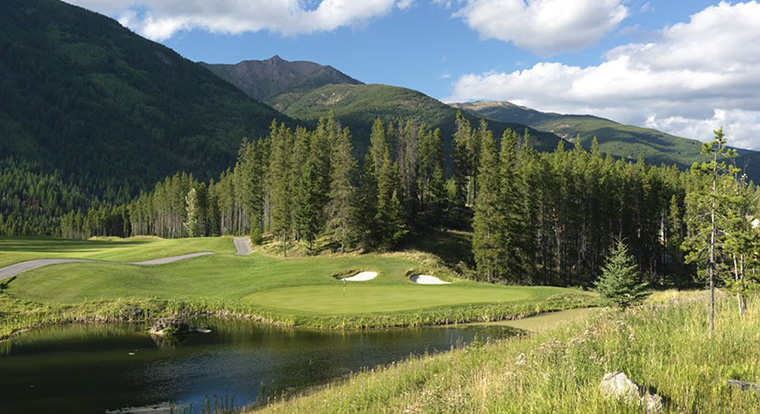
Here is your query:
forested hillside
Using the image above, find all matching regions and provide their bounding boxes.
[0,159,93,236]
[453,101,759,181]
[267,83,562,154]
[0,0,289,199]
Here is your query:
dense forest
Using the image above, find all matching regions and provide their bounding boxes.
[46,112,760,288]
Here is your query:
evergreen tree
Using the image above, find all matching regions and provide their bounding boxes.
[596,239,649,308]
[327,128,360,252]
[472,129,505,281]
[376,147,407,250]
[683,128,739,334]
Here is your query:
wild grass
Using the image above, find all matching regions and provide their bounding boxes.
[256,294,760,413]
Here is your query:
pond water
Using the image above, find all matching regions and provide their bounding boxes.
[0,319,517,413]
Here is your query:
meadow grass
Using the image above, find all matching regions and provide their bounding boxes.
[0,237,596,335]
[255,294,760,413]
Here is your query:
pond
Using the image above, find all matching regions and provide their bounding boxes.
[0,319,517,413]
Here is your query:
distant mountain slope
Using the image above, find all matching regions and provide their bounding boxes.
[270,83,562,153]
[202,56,363,103]
[0,0,289,199]
[452,101,721,168]
[736,153,760,183]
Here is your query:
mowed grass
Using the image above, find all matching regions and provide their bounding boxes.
[0,236,235,267]
[2,236,595,331]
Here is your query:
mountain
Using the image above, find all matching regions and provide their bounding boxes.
[0,0,290,199]
[202,56,363,103]
[451,101,755,170]
[737,152,760,183]
[267,83,563,154]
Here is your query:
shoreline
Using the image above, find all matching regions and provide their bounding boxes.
[0,295,597,342]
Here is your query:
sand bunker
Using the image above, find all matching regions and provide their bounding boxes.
[410,274,451,285]
[342,271,378,281]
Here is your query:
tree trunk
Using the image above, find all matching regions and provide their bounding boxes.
[708,150,717,336]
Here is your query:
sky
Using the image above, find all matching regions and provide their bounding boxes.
[65,0,760,150]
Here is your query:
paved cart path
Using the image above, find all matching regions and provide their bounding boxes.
[0,237,252,281]
[0,252,215,281]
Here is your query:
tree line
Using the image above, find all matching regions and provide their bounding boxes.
[46,112,760,291]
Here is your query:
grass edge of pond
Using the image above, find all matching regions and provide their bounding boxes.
[0,292,598,341]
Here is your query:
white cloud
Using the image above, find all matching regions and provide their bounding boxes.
[446,1,760,149]
[451,0,629,54]
[65,0,405,41]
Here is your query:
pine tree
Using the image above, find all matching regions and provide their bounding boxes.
[596,238,649,308]
[376,147,407,250]
[184,187,198,238]
[268,123,295,255]
[472,129,505,281]
[327,128,359,252]
[683,128,739,334]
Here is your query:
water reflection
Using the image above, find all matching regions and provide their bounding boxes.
[0,318,516,414]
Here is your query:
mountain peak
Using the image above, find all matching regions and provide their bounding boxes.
[202,57,362,102]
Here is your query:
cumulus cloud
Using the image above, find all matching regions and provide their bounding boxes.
[446,1,760,149]
[65,0,404,41]
[451,0,629,54]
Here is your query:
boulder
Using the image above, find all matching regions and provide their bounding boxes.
[600,372,663,414]
[149,317,190,336]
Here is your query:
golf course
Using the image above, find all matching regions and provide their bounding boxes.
[0,236,595,336]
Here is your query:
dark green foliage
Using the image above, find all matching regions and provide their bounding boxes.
[0,158,91,236]
[327,128,360,252]
[0,0,290,200]
[268,83,562,158]
[472,129,505,281]
[454,101,759,182]
[595,239,649,308]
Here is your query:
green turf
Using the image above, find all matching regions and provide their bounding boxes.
[0,236,235,267]
[2,237,594,325]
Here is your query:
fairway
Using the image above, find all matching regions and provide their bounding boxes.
[0,236,235,268]
[2,237,594,324]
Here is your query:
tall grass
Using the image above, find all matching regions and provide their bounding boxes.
[257,294,760,413]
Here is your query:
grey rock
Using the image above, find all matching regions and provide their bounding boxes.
[600,372,664,413]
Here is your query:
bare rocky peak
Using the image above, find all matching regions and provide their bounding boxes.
[202,55,362,102]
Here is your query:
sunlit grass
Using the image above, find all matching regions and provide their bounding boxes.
[257,295,760,413]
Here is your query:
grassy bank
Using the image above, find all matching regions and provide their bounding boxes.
[256,294,760,413]
[0,237,596,335]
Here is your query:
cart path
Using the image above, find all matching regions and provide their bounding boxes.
[0,252,215,281]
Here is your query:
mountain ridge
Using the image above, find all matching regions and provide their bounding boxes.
[202,56,363,103]
[451,101,757,172]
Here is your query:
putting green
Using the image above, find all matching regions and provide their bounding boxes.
[242,285,544,314]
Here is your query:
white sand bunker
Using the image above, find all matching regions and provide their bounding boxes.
[410,274,451,285]
[342,271,378,281]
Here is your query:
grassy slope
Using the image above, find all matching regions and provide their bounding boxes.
[0,236,235,268]
[269,84,562,154]
[258,295,760,413]
[1,237,594,333]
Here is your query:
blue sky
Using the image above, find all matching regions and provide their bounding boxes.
[67,0,760,149]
